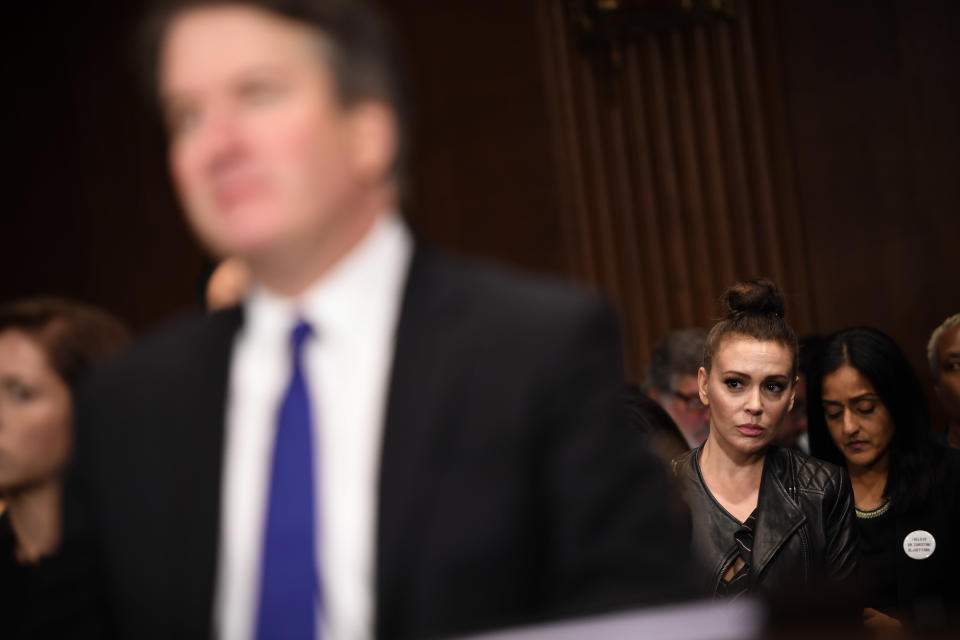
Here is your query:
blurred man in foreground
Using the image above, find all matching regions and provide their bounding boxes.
[61,2,695,639]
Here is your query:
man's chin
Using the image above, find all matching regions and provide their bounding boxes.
[202,233,279,262]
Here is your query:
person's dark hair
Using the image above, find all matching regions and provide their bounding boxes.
[139,0,409,180]
[645,328,707,394]
[703,279,799,376]
[797,335,825,379]
[0,297,130,390]
[807,326,937,512]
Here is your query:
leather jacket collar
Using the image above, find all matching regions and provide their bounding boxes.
[673,444,857,596]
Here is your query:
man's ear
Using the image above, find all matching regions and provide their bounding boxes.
[348,100,398,184]
[697,366,709,406]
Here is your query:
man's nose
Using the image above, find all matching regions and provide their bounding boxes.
[200,106,246,174]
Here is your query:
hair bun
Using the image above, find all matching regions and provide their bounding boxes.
[722,278,786,320]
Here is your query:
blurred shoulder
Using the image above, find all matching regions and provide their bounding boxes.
[422,248,612,327]
[79,306,241,396]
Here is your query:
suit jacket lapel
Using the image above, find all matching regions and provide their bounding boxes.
[375,246,465,635]
[164,306,243,630]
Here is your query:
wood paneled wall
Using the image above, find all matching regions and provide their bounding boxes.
[3,0,956,396]
[534,0,815,377]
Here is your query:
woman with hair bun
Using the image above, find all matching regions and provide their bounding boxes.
[673,280,858,603]
[808,326,960,634]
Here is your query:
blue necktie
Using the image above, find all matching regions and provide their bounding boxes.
[255,320,320,640]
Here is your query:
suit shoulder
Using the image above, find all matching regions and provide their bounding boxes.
[432,250,609,321]
[81,307,240,394]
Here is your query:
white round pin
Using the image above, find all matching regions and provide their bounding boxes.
[903,530,936,560]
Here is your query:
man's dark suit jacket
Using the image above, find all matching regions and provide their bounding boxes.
[63,247,694,639]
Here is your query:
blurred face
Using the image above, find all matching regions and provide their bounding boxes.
[934,326,960,423]
[160,5,384,261]
[698,335,795,459]
[0,330,73,493]
[821,365,895,472]
[659,374,710,448]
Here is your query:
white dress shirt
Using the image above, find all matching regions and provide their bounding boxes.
[214,214,413,640]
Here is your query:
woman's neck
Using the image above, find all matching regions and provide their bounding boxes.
[847,457,889,511]
[4,480,62,564]
[701,434,766,482]
[699,436,766,521]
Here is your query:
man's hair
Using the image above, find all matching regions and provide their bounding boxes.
[0,297,130,390]
[140,0,409,180]
[807,326,938,514]
[645,327,708,393]
[927,313,960,377]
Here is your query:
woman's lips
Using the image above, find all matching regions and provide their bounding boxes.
[845,440,868,451]
[736,423,764,437]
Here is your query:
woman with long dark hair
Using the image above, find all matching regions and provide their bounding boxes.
[673,280,858,604]
[808,326,960,634]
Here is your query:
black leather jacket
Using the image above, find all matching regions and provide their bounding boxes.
[673,445,859,597]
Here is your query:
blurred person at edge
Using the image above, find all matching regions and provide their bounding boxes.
[808,326,960,635]
[645,328,711,448]
[771,336,824,454]
[0,298,129,635]
[205,257,252,312]
[928,313,960,449]
[672,280,858,605]
[57,1,699,639]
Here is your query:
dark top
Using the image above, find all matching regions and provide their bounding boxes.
[855,504,898,615]
[857,447,960,633]
[0,511,103,639]
[0,512,25,627]
[716,507,758,600]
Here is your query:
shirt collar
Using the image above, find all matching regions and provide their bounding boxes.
[242,213,413,344]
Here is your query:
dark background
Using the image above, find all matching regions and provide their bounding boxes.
[2,1,958,424]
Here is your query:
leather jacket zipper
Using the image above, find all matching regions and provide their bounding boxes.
[798,526,809,583]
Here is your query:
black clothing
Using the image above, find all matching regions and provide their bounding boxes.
[716,507,758,599]
[0,512,25,632]
[0,513,102,639]
[859,447,960,633]
[673,445,859,598]
[855,506,898,614]
[61,247,696,640]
